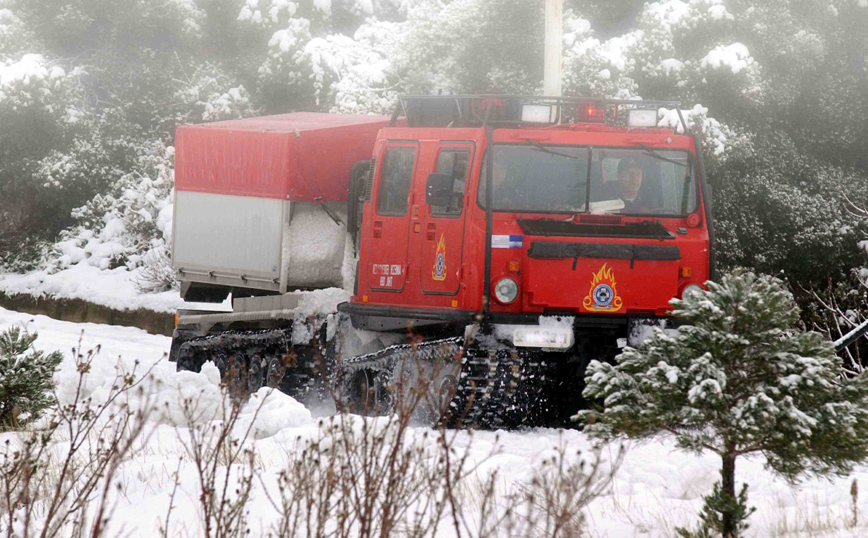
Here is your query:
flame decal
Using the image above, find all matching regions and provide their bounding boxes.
[432,234,447,281]
[583,263,623,312]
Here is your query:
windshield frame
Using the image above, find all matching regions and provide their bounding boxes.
[476,143,698,218]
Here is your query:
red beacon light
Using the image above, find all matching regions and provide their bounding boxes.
[577,101,605,123]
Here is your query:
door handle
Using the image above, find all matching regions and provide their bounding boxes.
[426,223,436,241]
[373,221,383,238]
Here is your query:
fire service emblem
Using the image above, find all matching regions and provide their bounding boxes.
[583,263,623,312]
[432,234,447,281]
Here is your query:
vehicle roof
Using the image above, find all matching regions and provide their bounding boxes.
[183,112,393,133]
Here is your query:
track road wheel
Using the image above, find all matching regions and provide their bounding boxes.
[346,369,391,416]
[266,356,286,389]
[394,355,462,426]
[247,354,265,394]
[226,353,250,400]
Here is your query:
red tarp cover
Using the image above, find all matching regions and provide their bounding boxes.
[175,112,391,202]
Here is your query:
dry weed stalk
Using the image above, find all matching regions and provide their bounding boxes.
[0,336,157,537]
[265,339,623,538]
[177,378,273,538]
[469,441,625,538]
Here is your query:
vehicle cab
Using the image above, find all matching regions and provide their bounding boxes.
[343,96,714,347]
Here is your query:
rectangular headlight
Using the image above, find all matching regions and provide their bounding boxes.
[521,104,556,123]
[513,326,574,349]
[627,109,658,128]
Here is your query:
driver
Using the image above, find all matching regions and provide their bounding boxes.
[615,157,648,213]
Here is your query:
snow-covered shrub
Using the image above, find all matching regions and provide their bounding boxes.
[257,17,320,110]
[395,0,546,94]
[0,327,62,429]
[0,7,32,57]
[136,245,176,294]
[307,19,406,114]
[562,26,639,99]
[173,63,258,124]
[238,0,406,35]
[580,270,868,537]
[52,141,177,291]
[708,131,868,283]
[0,53,84,268]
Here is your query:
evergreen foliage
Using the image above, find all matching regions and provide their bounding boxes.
[676,482,754,538]
[580,270,868,536]
[0,326,62,429]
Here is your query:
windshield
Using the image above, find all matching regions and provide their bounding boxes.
[478,145,697,216]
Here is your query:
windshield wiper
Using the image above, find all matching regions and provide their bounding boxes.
[522,139,581,160]
[635,142,687,167]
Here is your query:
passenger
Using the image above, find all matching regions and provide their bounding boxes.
[487,161,514,207]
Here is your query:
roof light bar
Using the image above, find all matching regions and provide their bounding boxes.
[395,95,687,131]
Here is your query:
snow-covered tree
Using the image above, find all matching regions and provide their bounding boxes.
[580,270,868,537]
[0,327,62,429]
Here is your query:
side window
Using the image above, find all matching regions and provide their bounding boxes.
[377,147,416,216]
[429,150,470,216]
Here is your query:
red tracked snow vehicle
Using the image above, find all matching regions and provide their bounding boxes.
[170,95,715,427]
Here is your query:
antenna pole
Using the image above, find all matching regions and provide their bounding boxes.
[544,0,563,97]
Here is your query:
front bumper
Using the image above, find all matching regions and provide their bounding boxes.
[338,302,686,344]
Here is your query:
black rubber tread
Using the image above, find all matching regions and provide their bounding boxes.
[175,327,332,401]
[176,329,572,429]
[341,337,559,429]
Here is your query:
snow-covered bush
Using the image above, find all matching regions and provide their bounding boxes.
[0,53,85,268]
[0,7,32,57]
[395,0,545,94]
[257,17,320,110]
[580,270,868,537]
[561,18,639,99]
[307,19,406,114]
[172,64,258,124]
[0,327,62,429]
[709,131,868,283]
[52,142,177,291]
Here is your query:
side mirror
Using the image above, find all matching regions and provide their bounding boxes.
[425,173,453,207]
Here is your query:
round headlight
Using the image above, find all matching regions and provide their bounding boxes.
[494,277,519,304]
[682,284,703,299]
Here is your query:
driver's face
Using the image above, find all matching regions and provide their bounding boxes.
[618,166,643,200]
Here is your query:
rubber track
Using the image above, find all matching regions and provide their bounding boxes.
[342,337,559,429]
[178,331,561,428]
[176,328,330,400]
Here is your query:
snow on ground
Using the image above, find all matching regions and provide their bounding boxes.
[0,263,230,313]
[2,306,868,537]
[0,264,351,316]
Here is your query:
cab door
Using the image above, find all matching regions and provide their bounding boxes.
[419,143,474,295]
[365,143,418,293]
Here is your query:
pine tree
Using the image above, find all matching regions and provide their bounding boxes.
[0,327,63,429]
[579,270,868,537]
